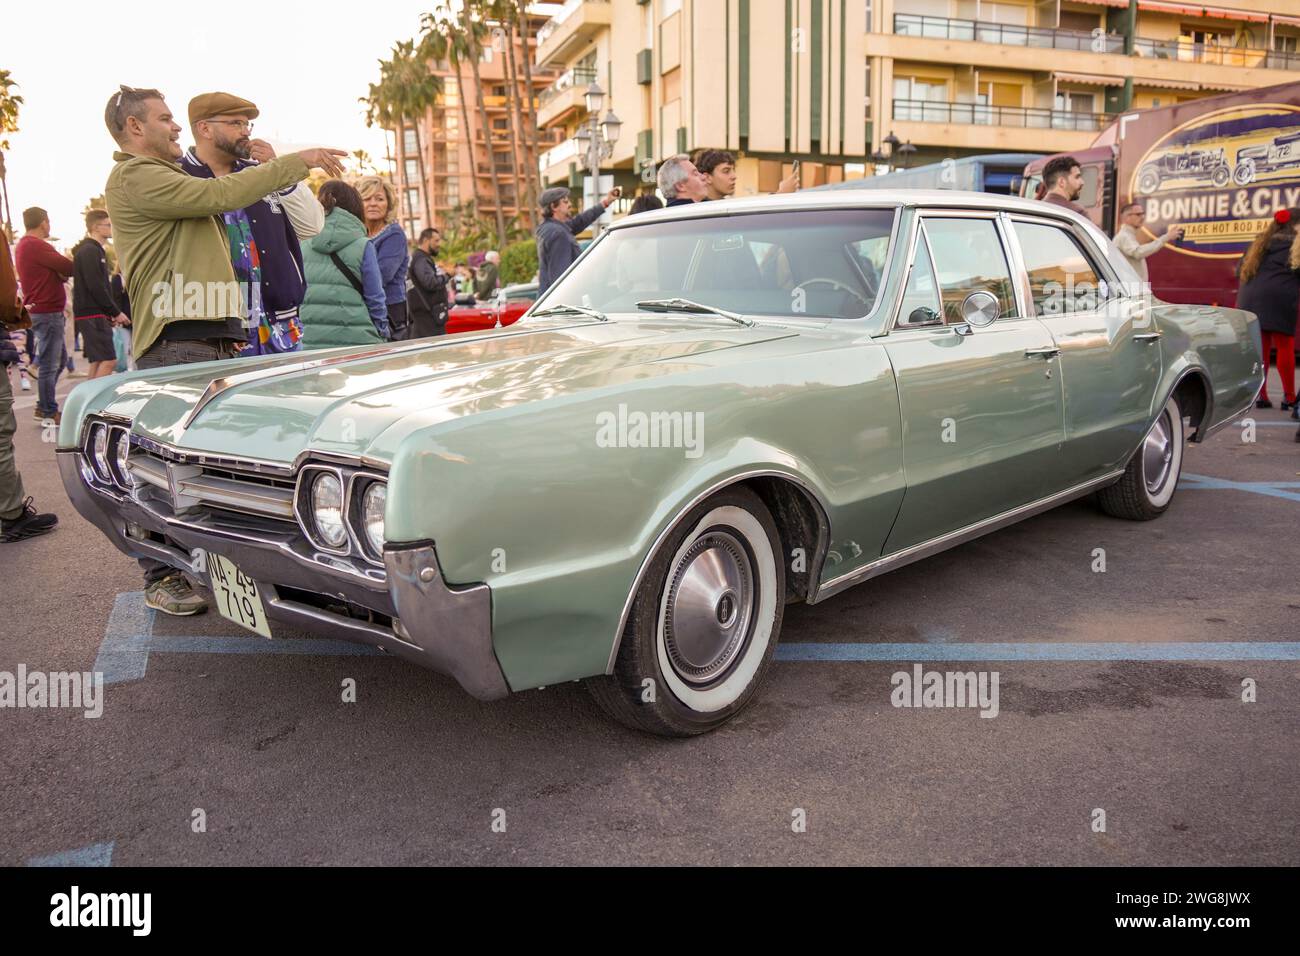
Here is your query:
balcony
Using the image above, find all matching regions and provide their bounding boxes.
[539,137,580,183]
[893,98,1108,132]
[535,0,611,69]
[894,14,1125,54]
[1132,37,1300,72]
[538,66,598,127]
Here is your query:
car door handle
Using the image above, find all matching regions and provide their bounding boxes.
[1134,332,1162,342]
[1024,347,1060,359]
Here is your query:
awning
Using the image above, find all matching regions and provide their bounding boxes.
[1137,2,1268,22]
[1274,15,1300,29]
[1055,72,1126,87]
[1133,77,1202,91]
[1070,0,1129,6]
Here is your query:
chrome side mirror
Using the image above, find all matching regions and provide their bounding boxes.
[961,291,1000,328]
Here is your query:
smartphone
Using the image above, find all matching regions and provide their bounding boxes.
[791,160,801,177]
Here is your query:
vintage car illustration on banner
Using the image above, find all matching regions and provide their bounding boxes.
[59,191,1263,736]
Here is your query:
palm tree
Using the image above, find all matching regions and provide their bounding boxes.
[361,57,403,211]
[513,0,544,219]
[362,42,440,231]
[420,11,485,223]
[488,0,534,224]
[0,70,22,236]
[458,1,509,247]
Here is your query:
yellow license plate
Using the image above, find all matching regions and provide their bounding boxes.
[207,552,273,638]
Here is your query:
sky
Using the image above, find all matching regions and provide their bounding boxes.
[3,0,439,247]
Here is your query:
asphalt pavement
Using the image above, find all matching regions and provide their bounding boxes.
[1,362,1297,866]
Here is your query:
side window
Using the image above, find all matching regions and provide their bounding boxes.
[897,227,942,326]
[921,217,1019,323]
[1012,221,1104,315]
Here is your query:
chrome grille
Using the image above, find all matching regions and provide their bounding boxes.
[127,447,297,523]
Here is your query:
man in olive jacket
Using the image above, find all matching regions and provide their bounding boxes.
[103,87,344,367]
[101,85,345,616]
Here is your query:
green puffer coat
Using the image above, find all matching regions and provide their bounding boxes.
[300,207,385,350]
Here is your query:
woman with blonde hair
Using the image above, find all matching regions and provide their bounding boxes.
[1237,207,1300,414]
[356,175,411,340]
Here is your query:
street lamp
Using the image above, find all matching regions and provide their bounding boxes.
[574,78,621,234]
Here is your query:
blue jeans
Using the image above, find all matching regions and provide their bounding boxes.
[31,311,65,416]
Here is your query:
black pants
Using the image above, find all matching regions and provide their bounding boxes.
[135,336,244,584]
[387,301,410,341]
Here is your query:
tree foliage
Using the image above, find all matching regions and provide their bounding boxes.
[499,238,537,285]
[0,70,22,151]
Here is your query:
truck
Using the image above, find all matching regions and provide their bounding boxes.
[1021,80,1300,307]
[817,153,1045,196]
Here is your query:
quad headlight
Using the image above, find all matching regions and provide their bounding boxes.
[294,466,388,562]
[109,427,134,488]
[309,472,348,549]
[90,423,110,481]
[361,481,386,556]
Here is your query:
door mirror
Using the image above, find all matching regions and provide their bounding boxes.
[961,290,1000,327]
[907,306,941,325]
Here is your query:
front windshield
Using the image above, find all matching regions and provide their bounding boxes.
[537,208,896,321]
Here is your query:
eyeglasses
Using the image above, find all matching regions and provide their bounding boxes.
[111,84,142,111]
[205,119,254,132]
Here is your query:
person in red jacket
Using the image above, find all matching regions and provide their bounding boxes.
[13,207,74,423]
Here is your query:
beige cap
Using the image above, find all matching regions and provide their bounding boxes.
[188,92,259,127]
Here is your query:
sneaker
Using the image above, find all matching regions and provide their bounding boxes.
[19,376,30,391]
[1255,398,1273,409]
[33,410,60,426]
[144,573,209,616]
[67,369,88,379]
[1,498,59,542]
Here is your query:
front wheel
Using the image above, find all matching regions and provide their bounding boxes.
[587,486,785,736]
[1096,396,1185,520]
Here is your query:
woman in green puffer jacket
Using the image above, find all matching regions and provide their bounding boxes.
[300,180,390,349]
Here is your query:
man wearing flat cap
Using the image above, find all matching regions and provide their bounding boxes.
[535,184,620,294]
[102,83,345,617]
[182,91,324,355]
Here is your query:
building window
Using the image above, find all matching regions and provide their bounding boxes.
[404,159,419,183]
[406,189,421,216]
[403,128,418,153]
[1274,34,1297,53]
[1055,90,1095,113]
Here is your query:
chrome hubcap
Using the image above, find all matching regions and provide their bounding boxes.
[664,530,755,686]
[1143,410,1174,495]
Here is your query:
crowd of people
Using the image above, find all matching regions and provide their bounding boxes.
[2,86,1298,580]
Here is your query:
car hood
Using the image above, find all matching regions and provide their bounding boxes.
[78,319,799,464]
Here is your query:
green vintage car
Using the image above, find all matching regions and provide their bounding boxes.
[59,190,1262,736]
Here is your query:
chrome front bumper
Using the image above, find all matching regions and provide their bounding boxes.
[58,451,510,700]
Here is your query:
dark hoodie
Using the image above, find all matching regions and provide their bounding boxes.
[71,237,120,320]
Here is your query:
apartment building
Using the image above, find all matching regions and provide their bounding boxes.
[877,0,1300,166]
[534,0,873,199]
[529,0,1299,201]
[392,12,563,238]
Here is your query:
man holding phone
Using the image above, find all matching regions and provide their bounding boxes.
[535,185,621,294]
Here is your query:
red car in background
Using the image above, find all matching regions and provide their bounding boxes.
[445,283,539,334]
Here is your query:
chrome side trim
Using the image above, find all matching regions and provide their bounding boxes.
[811,469,1125,603]
[605,469,833,675]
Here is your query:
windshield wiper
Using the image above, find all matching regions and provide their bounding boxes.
[636,298,754,327]
[531,303,608,322]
